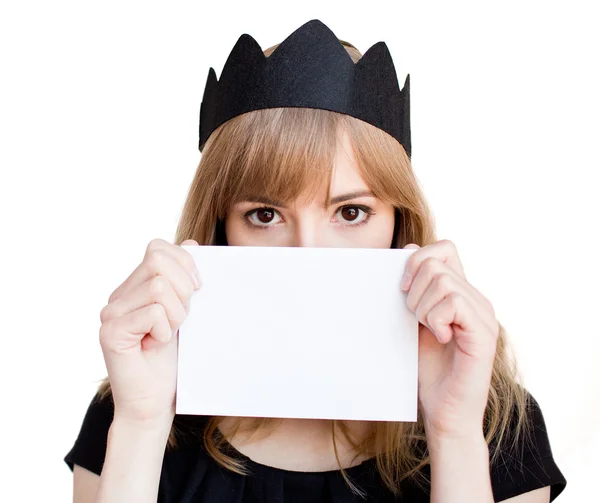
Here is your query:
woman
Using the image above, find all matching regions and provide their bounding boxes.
[65,20,566,502]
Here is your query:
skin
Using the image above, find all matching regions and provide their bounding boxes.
[73,129,550,502]
[225,130,395,249]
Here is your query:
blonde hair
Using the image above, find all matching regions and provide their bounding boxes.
[98,39,532,498]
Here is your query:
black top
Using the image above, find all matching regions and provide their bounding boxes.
[64,392,566,502]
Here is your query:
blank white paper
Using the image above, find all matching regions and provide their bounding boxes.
[176,245,418,422]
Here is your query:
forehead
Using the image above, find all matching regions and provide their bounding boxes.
[217,114,375,215]
[276,128,370,207]
[330,128,369,194]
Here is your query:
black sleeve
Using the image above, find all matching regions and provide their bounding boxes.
[64,392,114,476]
[490,392,566,502]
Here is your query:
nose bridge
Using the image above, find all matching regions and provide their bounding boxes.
[292,220,317,247]
[290,210,322,247]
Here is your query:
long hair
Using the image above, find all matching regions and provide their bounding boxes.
[98,39,532,498]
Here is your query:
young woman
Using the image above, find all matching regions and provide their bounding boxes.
[65,20,567,503]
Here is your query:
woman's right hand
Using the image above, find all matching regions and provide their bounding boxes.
[99,238,202,425]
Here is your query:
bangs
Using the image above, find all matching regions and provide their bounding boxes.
[211,107,340,217]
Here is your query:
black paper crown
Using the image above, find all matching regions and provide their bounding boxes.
[198,19,411,157]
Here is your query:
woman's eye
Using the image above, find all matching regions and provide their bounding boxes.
[246,207,282,226]
[340,207,361,222]
[335,205,373,225]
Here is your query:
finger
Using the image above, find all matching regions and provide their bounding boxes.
[107,249,196,314]
[108,238,200,303]
[412,271,498,337]
[425,292,498,358]
[108,244,199,307]
[401,239,466,290]
[141,327,178,352]
[100,303,173,353]
[179,239,202,288]
[150,238,199,271]
[405,257,496,332]
[100,274,188,331]
[180,239,199,246]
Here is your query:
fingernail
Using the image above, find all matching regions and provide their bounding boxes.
[400,273,411,291]
[192,269,202,289]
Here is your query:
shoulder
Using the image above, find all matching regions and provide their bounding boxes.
[64,392,115,475]
[489,390,566,502]
[64,391,210,477]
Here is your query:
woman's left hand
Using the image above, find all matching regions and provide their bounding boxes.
[401,239,500,439]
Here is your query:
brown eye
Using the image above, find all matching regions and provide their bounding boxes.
[246,207,283,227]
[334,205,374,226]
[256,209,274,223]
[340,206,360,221]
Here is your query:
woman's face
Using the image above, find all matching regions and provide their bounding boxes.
[225,129,396,248]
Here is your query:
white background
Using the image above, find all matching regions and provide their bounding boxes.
[1,1,598,501]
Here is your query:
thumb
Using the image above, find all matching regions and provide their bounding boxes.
[403,243,420,249]
[180,239,199,246]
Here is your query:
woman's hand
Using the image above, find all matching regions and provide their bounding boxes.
[401,239,499,439]
[98,238,202,425]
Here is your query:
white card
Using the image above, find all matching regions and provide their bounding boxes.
[176,245,418,421]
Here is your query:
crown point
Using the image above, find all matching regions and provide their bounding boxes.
[356,41,401,92]
[198,19,411,157]
[219,33,266,82]
[356,41,393,67]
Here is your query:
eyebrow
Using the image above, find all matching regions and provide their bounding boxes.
[329,190,375,205]
[242,190,375,208]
